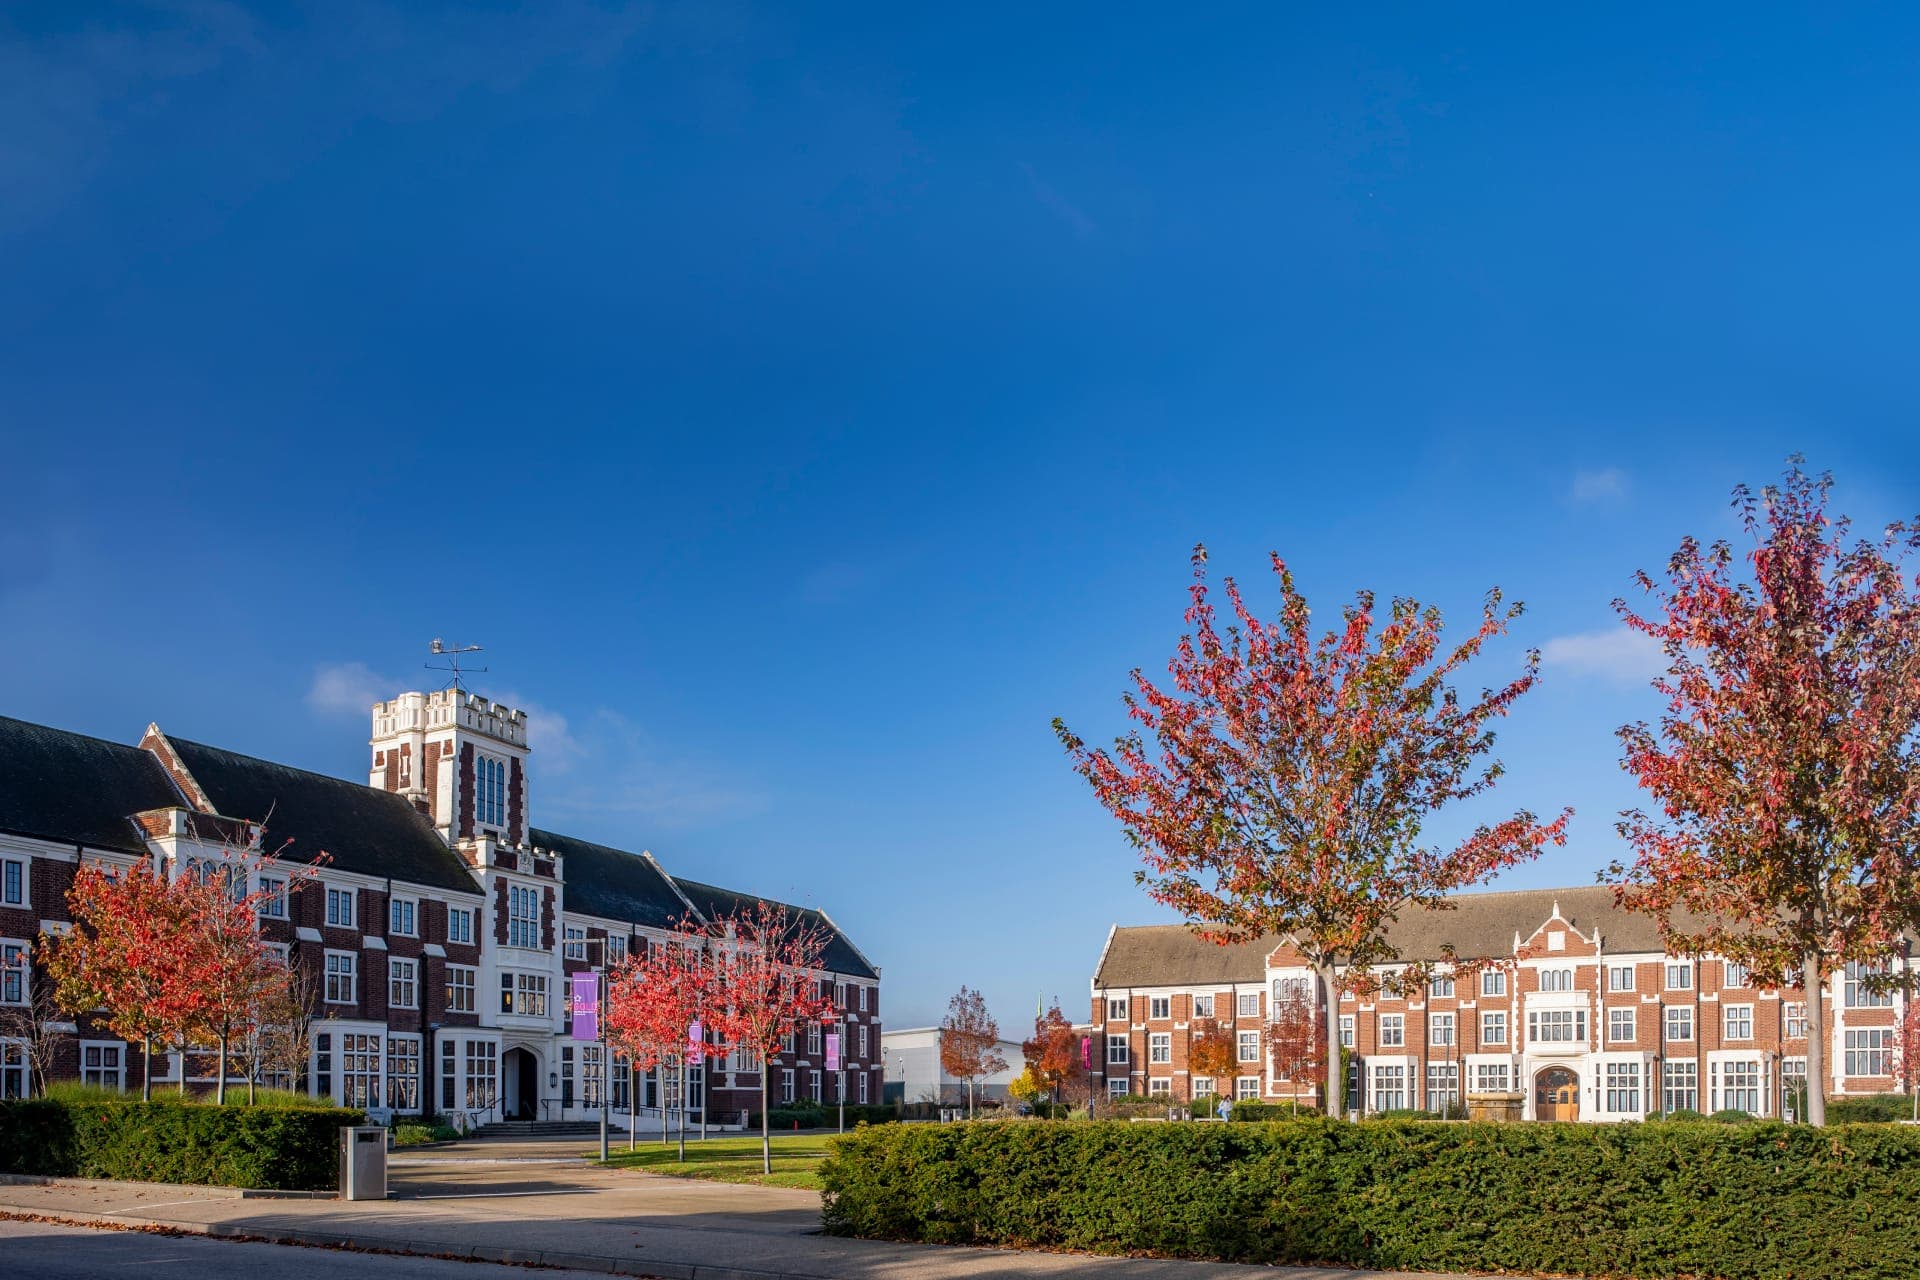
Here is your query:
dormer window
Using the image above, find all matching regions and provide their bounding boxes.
[476,755,507,828]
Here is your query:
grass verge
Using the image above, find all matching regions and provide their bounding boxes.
[597,1131,835,1190]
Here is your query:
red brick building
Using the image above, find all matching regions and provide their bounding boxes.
[0,687,880,1127]
[1091,887,1907,1121]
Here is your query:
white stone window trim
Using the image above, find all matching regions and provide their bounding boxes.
[389,896,419,937]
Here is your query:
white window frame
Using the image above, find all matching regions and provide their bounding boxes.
[1665,962,1693,991]
[1237,1030,1260,1063]
[1784,1002,1807,1039]
[1481,969,1507,997]
[1608,1007,1636,1044]
[326,886,355,929]
[1664,1006,1693,1042]
[858,1071,869,1104]
[1149,995,1170,1019]
[79,1041,125,1091]
[1845,1027,1892,1076]
[1148,1076,1171,1096]
[389,897,417,937]
[1723,1004,1753,1041]
[1608,965,1635,992]
[1106,997,1127,1021]
[1480,1010,1507,1046]
[1149,1033,1171,1064]
[0,856,25,909]
[447,906,474,946]
[565,925,587,961]
[1339,1015,1355,1047]
[1539,968,1574,993]
[1604,1061,1641,1114]
[447,965,476,1014]
[1527,1009,1586,1044]
[1193,993,1213,1019]
[324,950,356,1004]
[1723,961,1749,988]
[1236,992,1260,1018]
[508,885,540,950]
[1379,1014,1405,1048]
[0,939,27,1006]
[389,957,418,1010]
[1235,1075,1260,1100]
[1106,1034,1128,1064]
[1429,1012,1454,1047]
[1845,961,1894,1008]
[257,875,287,919]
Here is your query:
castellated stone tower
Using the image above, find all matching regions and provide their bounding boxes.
[369,689,531,850]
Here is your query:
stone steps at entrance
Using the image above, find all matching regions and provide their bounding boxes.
[475,1121,606,1137]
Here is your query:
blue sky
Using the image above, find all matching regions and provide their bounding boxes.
[3,3,1918,1031]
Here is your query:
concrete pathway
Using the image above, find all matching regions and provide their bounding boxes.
[0,1138,1486,1280]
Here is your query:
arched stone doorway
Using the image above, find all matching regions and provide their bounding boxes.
[1535,1066,1579,1122]
[501,1047,540,1120]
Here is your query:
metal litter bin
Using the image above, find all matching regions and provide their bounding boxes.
[339,1126,387,1201]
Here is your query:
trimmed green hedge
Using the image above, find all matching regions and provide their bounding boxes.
[819,1117,1920,1280]
[1828,1093,1919,1124]
[0,1098,364,1190]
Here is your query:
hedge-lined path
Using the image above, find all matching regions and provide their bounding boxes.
[0,1136,1499,1280]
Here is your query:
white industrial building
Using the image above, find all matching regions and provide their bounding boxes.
[882,1026,1026,1106]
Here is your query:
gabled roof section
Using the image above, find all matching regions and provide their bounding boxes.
[0,715,183,854]
[533,828,691,932]
[667,875,879,981]
[155,732,481,897]
[1094,885,1684,988]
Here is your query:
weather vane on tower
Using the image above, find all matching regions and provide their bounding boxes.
[426,639,487,691]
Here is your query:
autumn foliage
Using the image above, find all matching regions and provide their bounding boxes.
[1267,987,1326,1109]
[1020,1003,1081,1103]
[938,986,1007,1117]
[1186,1020,1236,1087]
[1611,461,1920,1125]
[1057,545,1568,1113]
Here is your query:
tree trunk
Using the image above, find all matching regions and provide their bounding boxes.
[1805,950,1827,1126]
[760,1068,772,1176]
[629,1063,638,1151]
[967,1077,974,1120]
[142,1038,153,1102]
[177,1041,187,1096]
[1318,960,1343,1118]
[216,1033,229,1106]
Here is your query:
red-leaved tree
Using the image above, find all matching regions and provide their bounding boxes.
[1267,988,1325,1114]
[176,843,315,1104]
[606,932,719,1152]
[1021,1002,1079,1105]
[1611,461,1920,1125]
[938,986,1008,1118]
[706,901,833,1175]
[1187,1020,1236,1102]
[43,863,205,1100]
[1056,545,1570,1115]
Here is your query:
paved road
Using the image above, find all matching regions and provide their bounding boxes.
[0,1138,1479,1280]
[0,1218,619,1280]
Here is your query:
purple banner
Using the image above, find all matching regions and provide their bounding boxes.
[687,1019,704,1065]
[1080,1035,1091,1070]
[570,973,599,1041]
[825,1030,840,1073]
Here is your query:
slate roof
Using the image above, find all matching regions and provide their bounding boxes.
[159,734,482,897]
[532,828,692,931]
[1094,884,1683,987]
[0,716,184,854]
[668,876,879,980]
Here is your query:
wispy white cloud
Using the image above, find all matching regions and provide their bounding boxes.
[306,665,759,829]
[1569,467,1630,505]
[305,661,395,717]
[1541,626,1665,686]
[537,709,767,829]
[1020,162,1096,239]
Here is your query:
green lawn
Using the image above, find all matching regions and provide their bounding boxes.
[596,1131,837,1190]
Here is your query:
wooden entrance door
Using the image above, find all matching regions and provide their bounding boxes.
[1535,1067,1579,1121]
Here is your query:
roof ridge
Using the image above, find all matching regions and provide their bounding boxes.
[163,734,405,795]
[0,714,146,755]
